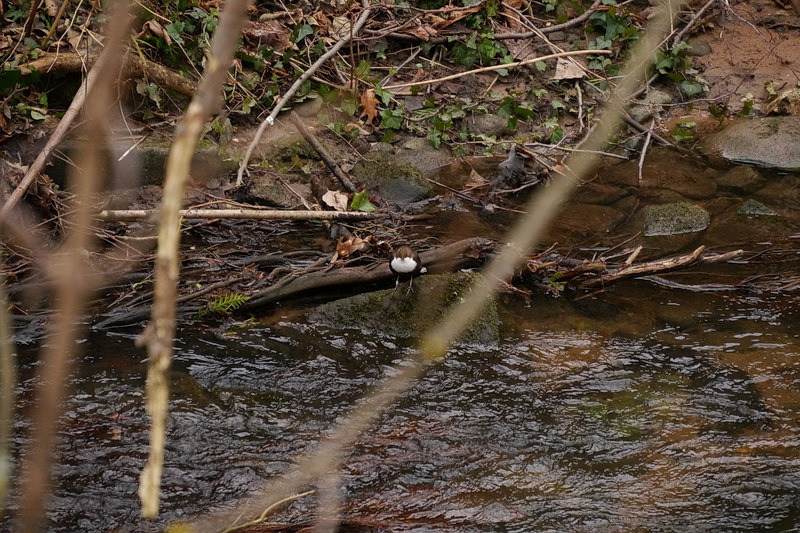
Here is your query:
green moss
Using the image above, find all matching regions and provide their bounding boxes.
[251,135,316,163]
[644,202,710,236]
[352,151,432,203]
[309,272,499,344]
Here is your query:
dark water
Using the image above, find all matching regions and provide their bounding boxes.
[7,281,800,532]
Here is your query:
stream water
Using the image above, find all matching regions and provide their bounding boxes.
[10,284,800,532]
[5,149,800,531]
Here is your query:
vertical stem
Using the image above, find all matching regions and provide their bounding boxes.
[138,0,250,518]
[15,1,135,529]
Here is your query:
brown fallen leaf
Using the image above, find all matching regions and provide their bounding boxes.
[403,24,438,41]
[322,190,349,211]
[336,235,368,259]
[242,20,293,53]
[360,88,379,124]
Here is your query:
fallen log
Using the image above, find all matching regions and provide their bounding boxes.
[240,237,497,310]
[89,240,747,329]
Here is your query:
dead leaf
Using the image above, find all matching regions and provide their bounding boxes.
[242,20,292,53]
[311,11,331,33]
[430,6,481,28]
[140,20,171,46]
[336,235,368,259]
[403,24,437,41]
[360,88,379,124]
[330,16,352,39]
[44,0,58,16]
[322,190,349,211]
[764,88,800,115]
[463,169,489,190]
[552,57,586,81]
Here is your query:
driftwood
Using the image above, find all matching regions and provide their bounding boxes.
[17,52,197,96]
[90,241,748,329]
[97,208,380,222]
[241,237,496,310]
[91,238,495,328]
[576,246,744,288]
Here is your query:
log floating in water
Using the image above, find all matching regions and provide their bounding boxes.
[241,237,497,310]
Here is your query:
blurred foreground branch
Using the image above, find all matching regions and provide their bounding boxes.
[14,1,135,531]
[135,0,250,519]
[0,260,15,510]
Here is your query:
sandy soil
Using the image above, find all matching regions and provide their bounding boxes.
[691,0,800,110]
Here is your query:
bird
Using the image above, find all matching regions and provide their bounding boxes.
[389,245,427,291]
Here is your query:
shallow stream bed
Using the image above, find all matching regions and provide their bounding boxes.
[6,148,800,531]
[9,276,800,532]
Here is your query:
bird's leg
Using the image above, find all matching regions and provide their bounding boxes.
[406,276,414,294]
[394,276,400,291]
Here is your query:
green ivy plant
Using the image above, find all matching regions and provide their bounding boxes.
[655,42,708,97]
[587,0,640,50]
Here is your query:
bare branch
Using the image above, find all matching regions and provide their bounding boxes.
[137,0,250,519]
[97,208,379,222]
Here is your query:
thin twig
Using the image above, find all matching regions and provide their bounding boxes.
[97,208,380,222]
[0,73,92,221]
[289,111,359,193]
[671,0,718,45]
[137,0,249,519]
[637,121,653,185]
[222,490,317,533]
[622,113,676,148]
[382,49,611,90]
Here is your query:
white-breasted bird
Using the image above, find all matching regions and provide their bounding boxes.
[390,245,427,291]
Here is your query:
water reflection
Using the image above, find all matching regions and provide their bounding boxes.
[7,287,800,531]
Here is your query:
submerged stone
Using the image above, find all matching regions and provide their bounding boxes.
[716,166,766,193]
[352,151,432,203]
[396,137,452,174]
[643,202,710,236]
[308,271,499,344]
[738,199,781,218]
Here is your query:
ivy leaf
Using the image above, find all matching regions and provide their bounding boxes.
[374,85,393,105]
[165,22,185,45]
[292,24,313,43]
[350,190,376,212]
[380,108,403,130]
